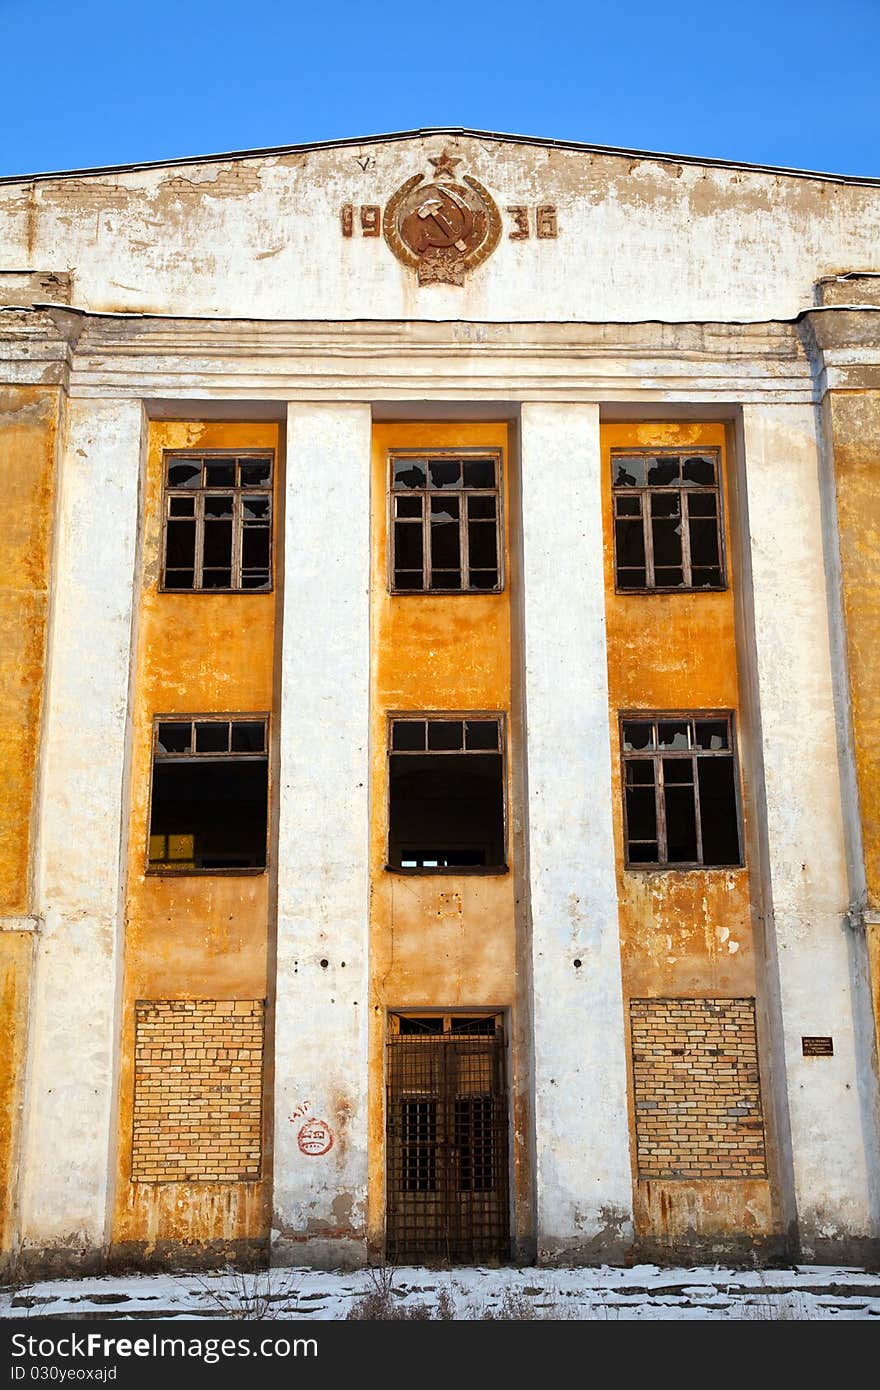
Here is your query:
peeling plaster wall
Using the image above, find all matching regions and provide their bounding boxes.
[366,421,526,1258]
[602,421,780,1256]
[273,404,371,1269]
[742,403,878,1260]
[110,421,279,1264]
[17,398,142,1272]
[1,137,879,322]
[520,403,633,1262]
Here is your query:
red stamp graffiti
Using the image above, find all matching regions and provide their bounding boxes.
[298,1119,333,1156]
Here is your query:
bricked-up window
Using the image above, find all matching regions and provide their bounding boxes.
[148,716,268,871]
[161,452,273,591]
[131,999,264,1182]
[388,716,506,871]
[612,450,725,591]
[621,713,741,867]
[390,452,502,593]
[630,998,767,1179]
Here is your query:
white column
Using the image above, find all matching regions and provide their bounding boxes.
[273,403,371,1268]
[520,402,633,1262]
[742,402,875,1255]
[19,398,143,1267]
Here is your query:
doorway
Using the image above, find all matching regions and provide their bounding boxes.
[385,1012,510,1264]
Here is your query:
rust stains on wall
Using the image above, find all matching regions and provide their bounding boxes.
[0,387,59,914]
[828,392,880,909]
[112,421,278,1258]
[0,933,33,1265]
[367,422,525,1253]
[602,421,779,1252]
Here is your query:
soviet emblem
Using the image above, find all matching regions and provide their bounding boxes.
[383,149,502,286]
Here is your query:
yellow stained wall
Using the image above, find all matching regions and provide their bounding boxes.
[602,421,777,1247]
[112,421,279,1256]
[826,390,880,1076]
[367,423,525,1251]
[0,385,59,1259]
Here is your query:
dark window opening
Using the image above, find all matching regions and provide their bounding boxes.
[621,713,741,868]
[390,452,502,593]
[612,450,725,592]
[161,452,273,592]
[388,717,506,872]
[148,717,268,871]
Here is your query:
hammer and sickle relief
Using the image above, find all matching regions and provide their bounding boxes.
[384,157,501,285]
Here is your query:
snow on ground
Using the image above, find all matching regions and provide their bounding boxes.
[3,1262,880,1320]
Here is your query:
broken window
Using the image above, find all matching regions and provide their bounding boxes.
[387,716,507,871]
[612,449,725,591]
[390,452,502,592]
[621,713,742,867]
[148,716,269,871]
[161,452,273,591]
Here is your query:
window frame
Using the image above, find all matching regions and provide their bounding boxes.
[146,711,271,876]
[159,448,275,594]
[387,448,505,595]
[619,710,744,870]
[611,447,727,594]
[385,711,509,875]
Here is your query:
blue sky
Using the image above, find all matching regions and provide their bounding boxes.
[2,0,878,179]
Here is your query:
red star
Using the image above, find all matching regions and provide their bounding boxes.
[429,149,462,179]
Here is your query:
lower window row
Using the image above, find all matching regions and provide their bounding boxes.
[146,710,743,873]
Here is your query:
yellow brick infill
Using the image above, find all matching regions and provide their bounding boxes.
[629,997,767,1180]
[131,999,264,1183]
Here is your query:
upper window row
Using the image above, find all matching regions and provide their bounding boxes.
[158,447,726,595]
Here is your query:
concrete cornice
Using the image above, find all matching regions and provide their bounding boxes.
[799,306,880,394]
[0,310,818,404]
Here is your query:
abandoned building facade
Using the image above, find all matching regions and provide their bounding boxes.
[1,129,880,1274]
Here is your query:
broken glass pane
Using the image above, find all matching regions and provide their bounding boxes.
[167,460,201,488]
[393,459,427,489]
[157,722,191,755]
[429,459,461,489]
[205,494,233,518]
[463,457,495,488]
[694,720,729,751]
[613,457,645,487]
[658,721,690,749]
[682,455,716,486]
[647,457,680,486]
[242,496,270,521]
[169,496,195,517]
[623,720,654,751]
[239,459,271,487]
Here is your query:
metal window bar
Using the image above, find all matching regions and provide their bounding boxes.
[386,1018,510,1265]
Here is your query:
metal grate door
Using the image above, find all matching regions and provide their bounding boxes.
[386,1017,510,1264]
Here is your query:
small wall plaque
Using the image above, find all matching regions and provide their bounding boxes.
[802,1036,834,1056]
